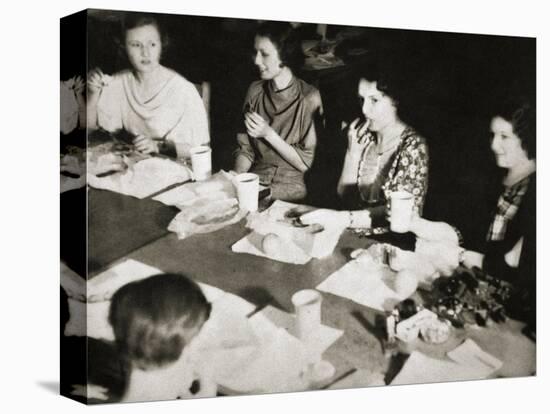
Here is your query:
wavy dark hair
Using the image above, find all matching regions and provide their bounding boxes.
[353,56,411,108]
[109,273,211,370]
[255,21,304,71]
[493,97,536,160]
[352,53,429,131]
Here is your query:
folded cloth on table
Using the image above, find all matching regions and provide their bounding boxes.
[258,305,343,360]
[153,170,236,206]
[65,259,256,341]
[231,230,311,265]
[464,321,535,377]
[203,311,312,394]
[86,259,248,306]
[154,171,248,239]
[447,338,503,376]
[87,157,192,199]
[316,256,416,312]
[236,200,345,263]
[87,259,166,302]
[167,197,247,240]
[391,347,500,385]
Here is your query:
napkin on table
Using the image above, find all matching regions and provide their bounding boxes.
[257,305,344,359]
[87,157,192,199]
[447,338,503,377]
[390,347,500,385]
[64,259,256,340]
[232,200,345,264]
[316,258,415,312]
[153,170,236,206]
[204,310,312,394]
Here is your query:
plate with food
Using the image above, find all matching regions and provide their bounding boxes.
[190,198,241,225]
[168,197,247,239]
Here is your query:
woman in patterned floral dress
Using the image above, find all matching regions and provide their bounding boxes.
[300,64,429,230]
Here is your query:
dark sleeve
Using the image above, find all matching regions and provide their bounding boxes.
[483,177,536,286]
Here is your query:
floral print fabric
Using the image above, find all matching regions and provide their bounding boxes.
[358,127,429,214]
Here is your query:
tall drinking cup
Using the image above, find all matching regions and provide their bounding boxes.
[190,145,212,181]
[292,289,322,343]
[390,191,414,233]
[234,173,259,212]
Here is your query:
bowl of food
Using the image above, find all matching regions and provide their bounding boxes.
[420,318,452,344]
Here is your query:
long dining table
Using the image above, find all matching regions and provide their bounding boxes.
[84,184,391,388]
[61,171,536,396]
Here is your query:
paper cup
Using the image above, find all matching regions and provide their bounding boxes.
[234,173,259,212]
[292,289,322,343]
[190,145,212,181]
[390,191,414,233]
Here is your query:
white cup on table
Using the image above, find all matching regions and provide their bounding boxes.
[190,145,212,181]
[292,289,322,344]
[390,191,414,233]
[234,173,259,213]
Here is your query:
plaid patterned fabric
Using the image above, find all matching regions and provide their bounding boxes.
[487,176,531,241]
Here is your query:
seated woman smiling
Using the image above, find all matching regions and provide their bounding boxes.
[234,22,322,202]
[404,97,536,332]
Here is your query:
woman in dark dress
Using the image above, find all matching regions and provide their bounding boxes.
[234,22,322,201]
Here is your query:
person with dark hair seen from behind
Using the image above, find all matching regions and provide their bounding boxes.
[109,273,215,402]
[300,59,429,230]
[234,21,322,202]
[87,13,209,157]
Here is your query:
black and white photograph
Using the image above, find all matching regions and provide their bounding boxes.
[4,0,548,413]
[59,5,539,404]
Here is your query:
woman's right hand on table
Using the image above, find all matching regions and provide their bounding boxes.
[299,209,349,229]
[88,153,127,176]
[133,135,159,154]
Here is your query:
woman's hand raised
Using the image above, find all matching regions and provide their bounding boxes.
[87,68,113,100]
[244,112,276,140]
[347,117,371,155]
[87,68,104,94]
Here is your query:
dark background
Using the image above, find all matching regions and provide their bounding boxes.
[81,9,536,251]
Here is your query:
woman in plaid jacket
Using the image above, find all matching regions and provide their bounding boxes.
[404,97,536,332]
[462,98,536,331]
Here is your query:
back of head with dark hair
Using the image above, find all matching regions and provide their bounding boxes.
[255,21,304,71]
[109,273,211,370]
